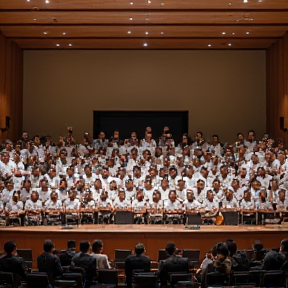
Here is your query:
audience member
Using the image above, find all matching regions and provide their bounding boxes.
[91,239,111,269]
[59,239,77,266]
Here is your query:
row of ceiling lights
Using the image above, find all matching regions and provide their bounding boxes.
[53,43,235,47]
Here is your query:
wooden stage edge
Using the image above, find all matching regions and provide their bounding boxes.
[1,224,288,268]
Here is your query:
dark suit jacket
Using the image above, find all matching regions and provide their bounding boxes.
[37,252,63,281]
[71,253,97,281]
[0,254,28,279]
[59,248,76,266]
[159,255,189,285]
[124,254,151,288]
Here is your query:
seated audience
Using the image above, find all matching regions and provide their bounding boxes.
[91,239,111,269]
[59,239,77,266]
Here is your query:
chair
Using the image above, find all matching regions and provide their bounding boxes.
[205,272,229,287]
[186,213,202,225]
[263,270,285,287]
[158,249,169,262]
[98,269,118,287]
[169,273,192,286]
[231,271,254,286]
[54,279,77,287]
[61,273,84,288]
[26,273,50,288]
[248,269,266,287]
[0,271,21,288]
[115,211,134,224]
[221,211,239,225]
[114,249,132,262]
[133,274,158,288]
[182,249,200,268]
[17,249,33,269]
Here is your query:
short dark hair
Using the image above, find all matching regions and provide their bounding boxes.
[226,240,237,256]
[79,241,90,253]
[43,240,54,252]
[67,240,76,249]
[165,243,176,256]
[281,239,288,253]
[4,241,16,254]
[216,242,229,257]
[92,240,103,253]
[135,243,145,255]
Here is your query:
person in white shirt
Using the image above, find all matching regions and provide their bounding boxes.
[184,190,201,212]
[124,179,136,201]
[24,191,42,225]
[44,191,63,225]
[2,180,15,205]
[5,191,25,226]
[63,189,80,225]
[244,130,257,153]
[132,189,147,224]
[91,239,111,269]
[98,190,114,224]
[164,190,183,224]
[38,179,52,205]
[276,189,288,211]
[193,180,206,204]
[222,189,239,209]
[80,190,97,224]
[176,178,187,202]
[20,179,33,203]
[240,190,255,210]
[113,189,131,211]
[143,178,154,203]
[147,190,163,224]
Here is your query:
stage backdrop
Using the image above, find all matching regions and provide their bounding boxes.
[23,50,266,143]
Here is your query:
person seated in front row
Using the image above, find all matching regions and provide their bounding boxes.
[80,189,97,224]
[147,190,164,224]
[63,189,80,225]
[0,241,28,281]
[201,189,219,225]
[24,190,42,225]
[132,188,147,224]
[44,190,63,225]
[113,188,132,211]
[276,188,288,211]
[98,190,114,224]
[59,239,77,267]
[91,239,111,269]
[240,190,256,224]
[221,188,239,210]
[212,242,232,276]
[164,190,183,224]
[5,190,25,226]
[184,190,201,212]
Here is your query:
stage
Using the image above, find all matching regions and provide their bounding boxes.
[1,224,287,268]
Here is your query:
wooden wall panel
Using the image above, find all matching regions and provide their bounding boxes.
[0,31,23,142]
[266,32,288,144]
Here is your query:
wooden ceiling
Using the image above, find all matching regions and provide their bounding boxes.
[0,0,288,49]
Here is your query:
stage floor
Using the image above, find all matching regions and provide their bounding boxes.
[1,224,287,268]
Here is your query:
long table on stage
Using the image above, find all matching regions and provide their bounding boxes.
[1,224,288,268]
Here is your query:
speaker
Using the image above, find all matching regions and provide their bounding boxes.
[6,116,10,128]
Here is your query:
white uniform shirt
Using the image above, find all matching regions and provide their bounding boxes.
[25,199,42,210]
[64,198,80,210]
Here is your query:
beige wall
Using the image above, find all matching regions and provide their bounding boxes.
[23,50,266,143]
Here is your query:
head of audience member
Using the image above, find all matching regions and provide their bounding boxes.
[136,189,144,201]
[280,239,288,254]
[69,189,77,201]
[43,239,55,254]
[67,240,76,250]
[152,190,161,203]
[165,243,176,256]
[4,241,17,256]
[92,240,104,254]
[118,189,126,201]
[134,243,145,256]
[226,239,237,257]
[168,190,177,203]
[253,240,263,252]
[50,191,58,203]
[31,191,39,203]
[79,241,90,254]
[216,242,229,262]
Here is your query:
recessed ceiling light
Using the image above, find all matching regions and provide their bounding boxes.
[232,32,235,35]
[129,17,133,20]
[228,2,231,4]
[228,43,232,46]
[45,0,49,3]
[222,32,226,35]
[148,0,151,3]
[161,3,164,5]
[208,44,211,47]
[145,31,149,35]
[130,2,133,4]
[69,44,72,46]
[161,32,164,35]
[56,44,60,47]
[127,31,131,34]
[27,0,30,2]
[63,32,66,35]
[43,32,48,34]
[243,0,248,3]
[246,31,250,34]
[33,18,37,21]
[143,43,148,47]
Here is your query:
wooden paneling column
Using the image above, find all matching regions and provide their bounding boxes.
[0,30,23,143]
[266,32,288,144]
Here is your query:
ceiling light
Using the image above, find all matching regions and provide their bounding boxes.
[243,0,248,3]
[33,18,37,21]
[208,44,211,47]
[161,32,164,35]
[145,32,149,35]
[143,43,148,47]
[56,44,60,47]
[69,44,72,46]
[63,32,66,35]
[232,32,235,35]
[222,32,226,35]
[127,31,131,34]
[228,2,232,4]
[228,43,232,46]
[45,0,49,3]
[246,31,250,34]
[130,2,133,4]
[161,3,164,5]
[129,17,133,20]
[148,0,151,3]
[43,32,48,34]
[27,0,30,2]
